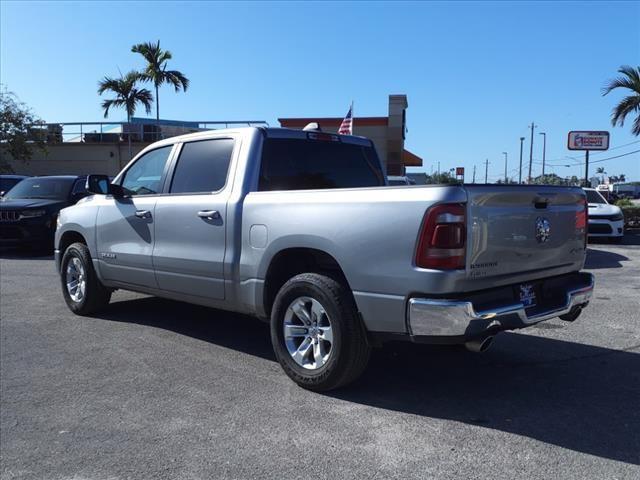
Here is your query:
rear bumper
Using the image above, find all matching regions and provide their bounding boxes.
[407,272,594,340]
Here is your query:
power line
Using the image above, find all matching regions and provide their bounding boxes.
[546,149,639,167]
[542,140,640,163]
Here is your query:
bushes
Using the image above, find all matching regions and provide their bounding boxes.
[621,206,640,228]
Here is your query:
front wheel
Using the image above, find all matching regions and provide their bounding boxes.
[60,242,111,315]
[270,273,370,391]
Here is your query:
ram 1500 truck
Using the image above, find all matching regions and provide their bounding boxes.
[55,127,594,391]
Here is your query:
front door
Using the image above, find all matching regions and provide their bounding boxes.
[96,145,174,288]
[152,138,235,300]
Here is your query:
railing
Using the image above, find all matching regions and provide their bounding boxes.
[26,120,269,144]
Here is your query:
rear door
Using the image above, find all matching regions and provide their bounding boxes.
[465,185,586,280]
[97,145,174,288]
[152,137,235,300]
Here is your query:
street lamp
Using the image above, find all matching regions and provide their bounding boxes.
[502,152,508,183]
[519,137,525,184]
[539,132,547,178]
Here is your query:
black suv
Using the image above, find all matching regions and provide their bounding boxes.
[0,175,90,251]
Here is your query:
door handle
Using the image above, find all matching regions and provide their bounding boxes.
[197,210,220,220]
[134,209,151,219]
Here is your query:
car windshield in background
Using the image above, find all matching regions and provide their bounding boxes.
[259,138,385,191]
[586,190,607,204]
[4,177,74,200]
[0,178,25,193]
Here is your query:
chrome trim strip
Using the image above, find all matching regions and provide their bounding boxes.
[407,274,594,336]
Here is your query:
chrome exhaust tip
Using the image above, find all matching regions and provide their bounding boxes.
[465,335,494,353]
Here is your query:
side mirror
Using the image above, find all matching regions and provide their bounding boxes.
[86,174,124,197]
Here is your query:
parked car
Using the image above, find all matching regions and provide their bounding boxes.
[55,128,593,391]
[0,175,90,251]
[387,175,415,186]
[0,174,29,196]
[584,188,624,243]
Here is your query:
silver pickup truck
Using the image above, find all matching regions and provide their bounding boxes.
[55,127,594,391]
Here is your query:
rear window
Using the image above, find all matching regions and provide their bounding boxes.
[259,138,385,191]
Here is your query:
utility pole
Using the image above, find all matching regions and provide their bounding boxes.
[528,122,536,183]
[539,132,547,178]
[502,152,508,183]
[472,165,476,183]
[584,151,590,187]
[437,161,440,176]
[484,159,489,184]
[519,137,525,184]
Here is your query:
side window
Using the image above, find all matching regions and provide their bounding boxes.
[71,179,87,195]
[121,146,172,195]
[170,139,234,194]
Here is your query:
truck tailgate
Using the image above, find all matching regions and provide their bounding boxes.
[465,185,586,280]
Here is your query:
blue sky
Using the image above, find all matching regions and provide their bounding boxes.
[1,1,639,181]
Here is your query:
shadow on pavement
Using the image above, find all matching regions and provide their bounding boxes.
[0,247,54,260]
[96,295,640,466]
[584,248,628,269]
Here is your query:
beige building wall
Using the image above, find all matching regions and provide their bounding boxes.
[1,143,151,176]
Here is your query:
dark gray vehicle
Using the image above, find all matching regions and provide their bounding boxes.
[55,127,594,390]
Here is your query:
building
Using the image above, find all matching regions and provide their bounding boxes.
[1,120,266,176]
[1,95,422,176]
[278,94,422,175]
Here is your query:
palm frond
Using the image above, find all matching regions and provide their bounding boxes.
[610,94,640,128]
[602,65,640,96]
[633,113,640,136]
[163,70,190,92]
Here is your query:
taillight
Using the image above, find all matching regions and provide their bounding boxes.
[415,203,466,269]
[576,196,588,248]
[576,197,587,230]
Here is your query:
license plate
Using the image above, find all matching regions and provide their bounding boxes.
[518,283,537,307]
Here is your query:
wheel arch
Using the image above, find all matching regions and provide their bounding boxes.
[262,247,353,318]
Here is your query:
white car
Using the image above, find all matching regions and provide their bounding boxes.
[585,188,624,242]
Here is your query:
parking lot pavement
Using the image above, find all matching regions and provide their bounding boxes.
[1,236,639,480]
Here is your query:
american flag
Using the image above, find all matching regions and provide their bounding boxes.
[338,103,353,135]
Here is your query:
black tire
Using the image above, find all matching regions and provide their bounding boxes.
[60,242,111,315]
[270,273,370,391]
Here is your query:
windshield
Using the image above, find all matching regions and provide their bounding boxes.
[4,177,74,200]
[0,178,25,193]
[585,189,607,205]
[259,138,385,191]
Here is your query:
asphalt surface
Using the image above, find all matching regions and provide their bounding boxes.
[1,235,639,479]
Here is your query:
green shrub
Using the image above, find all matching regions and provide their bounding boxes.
[620,206,640,228]
[615,198,634,207]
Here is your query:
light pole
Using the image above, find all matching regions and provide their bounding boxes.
[528,122,536,183]
[502,152,508,183]
[519,137,525,184]
[484,159,489,184]
[539,132,547,178]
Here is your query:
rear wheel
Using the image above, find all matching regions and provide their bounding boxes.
[60,242,111,315]
[270,273,370,391]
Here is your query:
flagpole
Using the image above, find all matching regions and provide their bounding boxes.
[351,100,353,134]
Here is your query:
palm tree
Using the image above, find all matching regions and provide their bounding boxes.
[97,71,153,122]
[602,65,640,136]
[131,40,189,123]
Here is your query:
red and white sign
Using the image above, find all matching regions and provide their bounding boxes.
[567,131,610,151]
[455,167,465,176]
